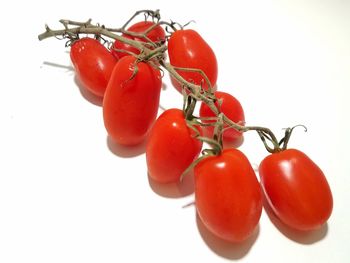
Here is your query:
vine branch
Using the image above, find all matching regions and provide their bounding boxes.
[38,12,294,153]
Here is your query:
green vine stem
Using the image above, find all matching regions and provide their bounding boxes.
[38,11,299,154]
[120,9,161,29]
[171,66,213,93]
[160,61,281,152]
[212,113,225,153]
[39,22,145,50]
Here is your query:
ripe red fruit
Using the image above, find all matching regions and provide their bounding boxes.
[111,21,165,59]
[70,37,117,97]
[195,149,262,242]
[259,149,333,231]
[146,109,203,183]
[168,29,218,93]
[103,56,162,145]
[199,91,245,147]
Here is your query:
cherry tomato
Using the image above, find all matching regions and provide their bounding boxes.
[168,29,218,92]
[146,109,203,183]
[195,149,262,242]
[103,55,162,145]
[259,149,333,231]
[70,37,117,97]
[111,21,166,59]
[199,91,245,146]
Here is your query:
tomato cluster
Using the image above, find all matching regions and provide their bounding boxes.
[40,11,333,245]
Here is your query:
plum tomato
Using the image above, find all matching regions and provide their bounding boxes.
[146,109,203,183]
[70,37,117,97]
[199,91,245,147]
[103,55,162,145]
[259,149,333,231]
[168,29,218,93]
[195,149,262,242]
[111,21,166,59]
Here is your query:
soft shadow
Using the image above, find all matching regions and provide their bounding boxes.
[158,103,168,113]
[196,213,259,260]
[42,61,74,71]
[148,171,194,198]
[43,61,103,106]
[252,163,259,172]
[42,60,102,106]
[107,136,146,158]
[223,135,244,149]
[74,75,103,106]
[262,194,328,244]
[158,82,169,113]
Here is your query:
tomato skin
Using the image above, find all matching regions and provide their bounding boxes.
[199,91,245,146]
[103,56,161,145]
[259,149,333,231]
[127,21,165,43]
[111,21,165,59]
[168,29,218,92]
[111,34,139,60]
[146,109,203,183]
[195,149,262,242]
[70,37,117,97]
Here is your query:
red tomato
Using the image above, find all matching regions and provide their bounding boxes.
[199,91,245,146]
[259,149,333,231]
[70,37,117,97]
[111,34,139,60]
[128,21,166,43]
[168,29,218,92]
[103,56,162,145]
[146,109,203,183]
[195,149,262,242]
[111,21,166,59]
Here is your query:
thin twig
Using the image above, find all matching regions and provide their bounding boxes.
[38,14,284,153]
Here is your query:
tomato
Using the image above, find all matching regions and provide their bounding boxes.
[111,21,166,59]
[127,21,166,43]
[103,56,162,145]
[146,109,203,183]
[195,149,262,242]
[168,29,218,93]
[199,91,245,147]
[111,34,139,60]
[70,37,117,97]
[259,149,333,231]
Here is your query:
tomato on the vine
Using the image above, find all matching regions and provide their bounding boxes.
[199,91,245,147]
[128,21,166,43]
[259,149,333,231]
[103,55,162,145]
[70,37,117,97]
[146,109,203,183]
[111,21,166,59]
[111,34,138,59]
[195,149,262,242]
[168,29,218,93]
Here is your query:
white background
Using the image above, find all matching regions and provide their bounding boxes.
[1,0,350,262]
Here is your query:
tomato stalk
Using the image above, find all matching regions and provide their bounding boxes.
[120,9,161,29]
[38,9,303,154]
[39,22,143,50]
[114,9,177,36]
[212,113,225,152]
[171,65,213,93]
[159,60,284,152]
[183,95,197,120]
[278,125,308,150]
